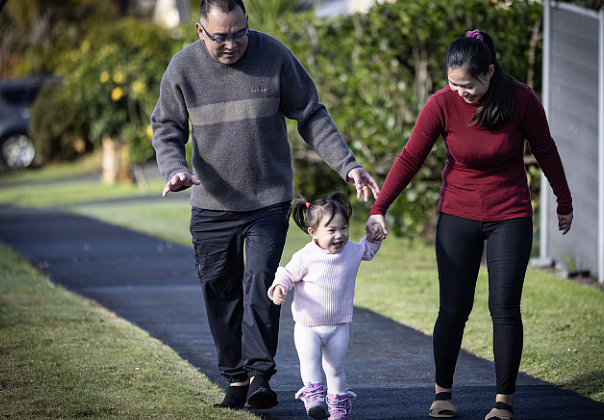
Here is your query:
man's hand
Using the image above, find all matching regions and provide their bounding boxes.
[558,212,573,235]
[272,285,287,305]
[347,166,380,202]
[366,214,389,240]
[162,172,201,197]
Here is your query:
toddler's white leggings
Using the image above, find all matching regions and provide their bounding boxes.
[293,323,349,395]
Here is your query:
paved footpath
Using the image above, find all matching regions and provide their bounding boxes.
[0,205,602,420]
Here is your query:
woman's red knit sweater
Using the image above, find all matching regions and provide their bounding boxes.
[370,85,573,221]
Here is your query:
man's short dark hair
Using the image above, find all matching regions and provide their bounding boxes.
[199,0,246,21]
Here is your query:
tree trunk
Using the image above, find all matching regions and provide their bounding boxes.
[132,163,149,191]
[116,142,132,182]
[102,137,132,183]
[527,17,541,89]
[102,136,118,184]
[412,43,432,115]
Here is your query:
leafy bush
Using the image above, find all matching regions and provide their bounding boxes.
[51,18,175,164]
[273,0,543,239]
[123,124,156,166]
[565,0,604,10]
[27,0,546,231]
[29,83,91,162]
[1,0,119,77]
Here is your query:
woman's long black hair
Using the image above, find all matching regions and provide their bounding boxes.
[445,31,523,131]
[290,192,353,235]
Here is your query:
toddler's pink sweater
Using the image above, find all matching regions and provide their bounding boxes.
[268,237,381,327]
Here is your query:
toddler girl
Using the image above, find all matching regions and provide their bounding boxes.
[268,193,385,419]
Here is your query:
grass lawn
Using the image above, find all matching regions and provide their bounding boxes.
[353,239,604,402]
[0,153,103,186]
[1,169,603,410]
[0,243,257,420]
[0,178,167,208]
[70,199,604,403]
[0,153,166,208]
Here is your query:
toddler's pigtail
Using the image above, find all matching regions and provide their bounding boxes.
[291,197,311,234]
[329,192,353,220]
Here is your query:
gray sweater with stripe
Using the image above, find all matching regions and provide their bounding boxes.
[151,30,360,211]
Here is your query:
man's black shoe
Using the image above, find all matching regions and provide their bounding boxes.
[214,384,249,410]
[246,376,278,409]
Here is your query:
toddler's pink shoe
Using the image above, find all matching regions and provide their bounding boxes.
[295,382,330,419]
[326,390,357,420]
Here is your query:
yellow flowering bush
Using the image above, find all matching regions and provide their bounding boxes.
[49,18,174,164]
[113,72,124,84]
[111,87,123,102]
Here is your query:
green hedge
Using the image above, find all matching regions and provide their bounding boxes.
[275,0,543,238]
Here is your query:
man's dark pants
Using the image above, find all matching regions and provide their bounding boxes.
[190,202,290,383]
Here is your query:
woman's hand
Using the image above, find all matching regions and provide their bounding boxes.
[366,214,389,242]
[558,212,573,235]
[367,223,386,243]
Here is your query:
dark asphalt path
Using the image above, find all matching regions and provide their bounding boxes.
[0,206,602,420]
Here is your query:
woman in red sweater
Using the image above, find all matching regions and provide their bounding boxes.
[366,30,573,420]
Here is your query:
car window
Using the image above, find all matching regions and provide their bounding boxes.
[0,87,40,107]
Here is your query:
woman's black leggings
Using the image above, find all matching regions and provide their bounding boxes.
[433,212,533,395]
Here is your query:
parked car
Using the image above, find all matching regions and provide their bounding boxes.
[0,75,59,169]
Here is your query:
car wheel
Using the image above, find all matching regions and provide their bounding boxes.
[1,134,36,168]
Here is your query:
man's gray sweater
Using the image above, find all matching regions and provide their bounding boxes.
[151,30,359,211]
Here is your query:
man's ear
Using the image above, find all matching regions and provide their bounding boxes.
[195,23,204,40]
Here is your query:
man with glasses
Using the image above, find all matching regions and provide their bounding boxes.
[151,0,380,411]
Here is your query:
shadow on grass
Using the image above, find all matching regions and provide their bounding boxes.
[561,370,604,400]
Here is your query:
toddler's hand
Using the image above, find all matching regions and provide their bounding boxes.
[272,285,287,305]
[367,223,386,243]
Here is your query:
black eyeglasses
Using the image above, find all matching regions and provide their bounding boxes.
[200,23,249,45]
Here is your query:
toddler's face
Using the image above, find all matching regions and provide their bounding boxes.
[308,211,349,253]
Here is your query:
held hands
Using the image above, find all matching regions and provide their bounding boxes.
[558,212,573,235]
[162,172,201,197]
[272,285,287,305]
[366,214,389,242]
[347,167,380,202]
